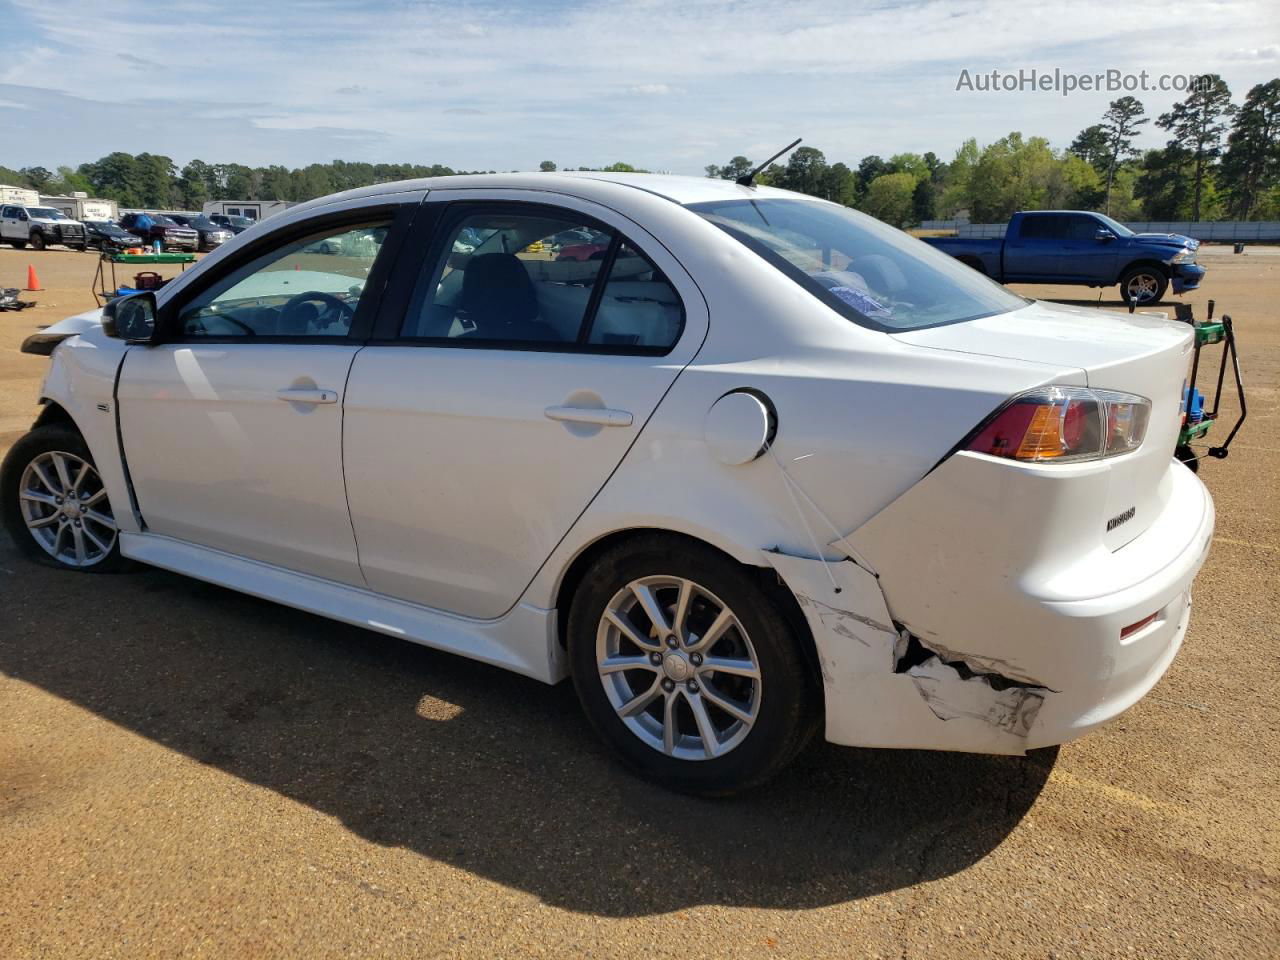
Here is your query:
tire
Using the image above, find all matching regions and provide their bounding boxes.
[1119,265,1168,307]
[1,425,129,573]
[71,243,87,252]
[568,534,818,795]
[29,232,46,251]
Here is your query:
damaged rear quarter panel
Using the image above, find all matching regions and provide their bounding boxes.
[764,550,1050,755]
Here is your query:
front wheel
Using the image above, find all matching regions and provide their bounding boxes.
[568,535,817,795]
[29,232,46,251]
[1,425,127,572]
[1120,266,1168,307]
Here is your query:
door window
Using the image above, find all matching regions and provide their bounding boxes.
[1063,216,1100,240]
[175,221,391,338]
[401,207,683,352]
[1019,216,1067,240]
[586,241,684,349]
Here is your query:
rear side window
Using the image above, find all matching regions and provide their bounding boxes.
[1019,215,1068,239]
[401,206,684,353]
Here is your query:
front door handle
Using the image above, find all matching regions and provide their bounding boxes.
[544,405,633,427]
[277,387,338,405]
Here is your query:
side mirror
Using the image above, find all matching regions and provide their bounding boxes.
[102,292,159,343]
[1094,228,1114,242]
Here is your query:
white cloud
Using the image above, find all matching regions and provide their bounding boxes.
[3,0,1276,173]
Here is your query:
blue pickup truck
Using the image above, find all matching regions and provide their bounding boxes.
[923,210,1206,307]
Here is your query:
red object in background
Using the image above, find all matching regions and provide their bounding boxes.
[556,243,610,262]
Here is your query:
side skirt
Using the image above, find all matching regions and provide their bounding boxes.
[120,533,565,683]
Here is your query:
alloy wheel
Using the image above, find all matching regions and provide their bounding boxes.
[1126,272,1160,303]
[18,451,117,567]
[596,576,762,761]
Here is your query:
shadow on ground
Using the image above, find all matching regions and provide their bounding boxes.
[0,536,1054,915]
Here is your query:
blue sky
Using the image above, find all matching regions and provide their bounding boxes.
[1,0,1276,174]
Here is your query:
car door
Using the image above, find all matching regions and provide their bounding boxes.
[1,206,22,241]
[1054,214,1120,283]
[116,206,413,584]
[343,193,708,619]
[1001,214,1065,281]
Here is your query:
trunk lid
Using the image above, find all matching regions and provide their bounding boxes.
[895,300,1194,549]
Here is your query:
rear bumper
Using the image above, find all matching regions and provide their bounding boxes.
[1171,262,1206,293]
[768,459,1214,756]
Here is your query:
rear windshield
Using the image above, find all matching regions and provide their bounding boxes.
[688,198,1027,331]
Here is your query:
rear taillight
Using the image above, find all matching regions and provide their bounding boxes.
[965,386,1150,463]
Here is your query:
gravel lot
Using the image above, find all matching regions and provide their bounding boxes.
[1,244,1276,959]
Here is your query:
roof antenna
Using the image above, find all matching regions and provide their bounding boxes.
[736,138,802,187]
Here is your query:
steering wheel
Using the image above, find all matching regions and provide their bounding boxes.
[282,291,355,332]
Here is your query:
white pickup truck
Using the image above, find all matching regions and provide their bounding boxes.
[0,204,88,251]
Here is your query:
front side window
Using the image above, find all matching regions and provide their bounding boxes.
[689,198,1027,331]
[176,221,390,337]
[401,208,683,352]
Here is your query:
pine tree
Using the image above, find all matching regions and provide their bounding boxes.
[1157,76,1235,221]
[1098,97,1148,214]
[1220,79,1280,219]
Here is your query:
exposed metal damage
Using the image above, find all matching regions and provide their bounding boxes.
[892,633,1051,738]
[763,548,1056,754]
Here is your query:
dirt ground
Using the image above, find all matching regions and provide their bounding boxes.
[0,244,1276,959]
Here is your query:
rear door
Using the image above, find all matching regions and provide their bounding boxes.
[342,192,708,619]
[0,206,22,241]
[1001,214,1064,281]
[117,204,414,584]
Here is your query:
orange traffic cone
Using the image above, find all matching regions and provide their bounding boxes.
[25,264,43,292]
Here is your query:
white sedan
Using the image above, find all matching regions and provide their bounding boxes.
[1,173,1214,794]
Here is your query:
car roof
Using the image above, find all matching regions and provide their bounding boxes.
[301,171,802,211]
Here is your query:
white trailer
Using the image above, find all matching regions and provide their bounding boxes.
[1,184,41,207]
[39,193,117,222]
[201,199,295,222]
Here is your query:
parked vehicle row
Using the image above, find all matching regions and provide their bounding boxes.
[1,208,236,254]
[923,210,1207,306]
[3,173,1214,795]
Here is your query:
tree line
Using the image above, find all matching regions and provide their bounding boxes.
[705,74,1278,224]
[2,74,1275,225]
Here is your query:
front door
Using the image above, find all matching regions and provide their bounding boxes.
[117,214,403,584]
[342,196,707,619]
[1053,214,1122,283]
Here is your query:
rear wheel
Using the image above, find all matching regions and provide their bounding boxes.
[1120,266,1168,306]
[1,426,127,572]
[568,535,817,795]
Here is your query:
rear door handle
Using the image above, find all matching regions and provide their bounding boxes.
[544,405,633,427]
[277,387,338,405]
